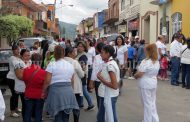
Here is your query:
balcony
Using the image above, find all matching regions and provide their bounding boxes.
[35,20,48,31]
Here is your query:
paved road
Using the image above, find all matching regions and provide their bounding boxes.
[2,79,190,122]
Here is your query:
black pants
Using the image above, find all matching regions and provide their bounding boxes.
[7,78,19,111]
[54,110,80,122]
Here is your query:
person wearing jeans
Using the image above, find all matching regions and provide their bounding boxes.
[15,53,46,122]
[76,42,95,110]
[181,38,190,89]
[97,45,120,122]
[170,34,183,86]
[89,42,105,109]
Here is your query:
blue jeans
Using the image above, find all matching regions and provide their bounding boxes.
[94,81,101,108]
[81,85,93,107]
[24,98,44,122]
[171,57,180,85]
[182,64,190,88]
[97,97,118,122]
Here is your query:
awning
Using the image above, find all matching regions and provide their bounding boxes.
[103,18,119,25]
[20,0,47,12]
[115,19,127,26]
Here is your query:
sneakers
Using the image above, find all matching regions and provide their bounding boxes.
[128,77,135,80]
[16,108,22,113]
[10,112,20,117]
[85,105,95,111]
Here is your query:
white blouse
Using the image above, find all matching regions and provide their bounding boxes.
[181,45,190,64]
[114,45,128,65]
[14,58,27,93]
[138,59,160,89]
[87,47,96,65]
[91,54,104,82]
[46,59,75,85]
[64,57,84,95]
[0,90,5,121]
[98,58,120,97]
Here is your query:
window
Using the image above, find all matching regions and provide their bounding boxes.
[160,17,170,43]
[130,0,134,6]
[172,12,182,35]
[121,0,125,11]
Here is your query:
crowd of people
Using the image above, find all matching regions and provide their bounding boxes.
[0,31,189,122]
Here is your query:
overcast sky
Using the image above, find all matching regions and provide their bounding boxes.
[34,0,108,25]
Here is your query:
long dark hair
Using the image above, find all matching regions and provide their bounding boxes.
[115,35,125,46]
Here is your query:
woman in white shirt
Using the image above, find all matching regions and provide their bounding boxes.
[14,49,31,121]
[181,38,190,89]
[0,90,5,122]
[135,44,160,122]
[6,45,20,117]
[97,45,120,122]
[43,45,79,122]
[114,35,128,93]
[85,39,96,92]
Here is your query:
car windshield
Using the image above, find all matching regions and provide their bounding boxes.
[107,34,119,42]
[0,50,12,62]
[22,39,39,48]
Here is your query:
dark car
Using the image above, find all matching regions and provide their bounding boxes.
[0,49,12,85]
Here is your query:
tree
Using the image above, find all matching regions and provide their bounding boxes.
[0,15,33,44]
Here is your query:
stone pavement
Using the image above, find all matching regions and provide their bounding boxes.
[2,79,190,122]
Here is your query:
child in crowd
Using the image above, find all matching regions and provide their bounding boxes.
[160,54,169,81]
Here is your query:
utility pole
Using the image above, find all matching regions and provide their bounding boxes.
[161,0,167,36]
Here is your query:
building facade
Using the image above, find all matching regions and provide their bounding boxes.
[103,0,119,34]
[171,0,190,38]
[118,0,140,37]
[93,10,105,38]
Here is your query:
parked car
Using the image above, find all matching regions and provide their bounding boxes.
[101,33,123,43]
[0,49,12,85]
[18,37,45,50]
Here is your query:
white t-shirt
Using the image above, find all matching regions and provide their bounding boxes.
[7,56,20,79]
[138,59,160,89]
[14,59,27,93]
[181,45,190,64]
[87,47,96,65]
[114,45,128,65]
[0,90,5,121]
[98,58,120,97]
[156,41,166,58]
[46,59,75,84]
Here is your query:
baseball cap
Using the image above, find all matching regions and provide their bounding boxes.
[48,44,55,52]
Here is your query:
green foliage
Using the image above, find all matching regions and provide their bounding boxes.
[0,15,33,42]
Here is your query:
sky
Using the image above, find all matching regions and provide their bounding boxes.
[34,0,108,25]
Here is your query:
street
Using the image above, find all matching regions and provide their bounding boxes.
[3,79,190,122]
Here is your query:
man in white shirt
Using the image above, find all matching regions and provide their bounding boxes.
[89,42,105,109]
[170,34,183,86]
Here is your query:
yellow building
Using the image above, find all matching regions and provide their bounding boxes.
[171,0,190,38]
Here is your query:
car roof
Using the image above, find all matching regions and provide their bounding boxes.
[19,37,45,42]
